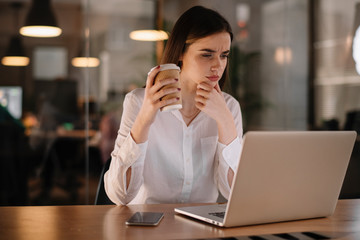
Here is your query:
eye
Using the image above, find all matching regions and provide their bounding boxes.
[221,53,229,59]
[202,53,213,58]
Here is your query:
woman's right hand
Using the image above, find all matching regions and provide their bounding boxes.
[130,65,180,143]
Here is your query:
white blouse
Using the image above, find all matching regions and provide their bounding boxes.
[104,88,243,205]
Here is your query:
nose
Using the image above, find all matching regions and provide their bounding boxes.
[210,57,221,72]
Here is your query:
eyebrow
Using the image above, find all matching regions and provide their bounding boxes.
[199,48,230,54]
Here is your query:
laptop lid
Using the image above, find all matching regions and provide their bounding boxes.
[223,131,356,227]
[175,131,357,227]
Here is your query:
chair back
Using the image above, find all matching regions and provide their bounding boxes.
[94,157,114,205]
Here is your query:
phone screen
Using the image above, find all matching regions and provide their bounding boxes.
[125,212,164,226]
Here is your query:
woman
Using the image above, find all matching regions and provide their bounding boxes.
[104,6,243,205]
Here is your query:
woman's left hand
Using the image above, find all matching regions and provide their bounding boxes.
[195,82,227,122]
[195,82,237,145]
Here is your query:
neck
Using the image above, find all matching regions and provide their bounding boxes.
[180,87,198,115]
[180,89,197,113]
[180,76,197,111]
[179,79,200,126]
[179,102,200,126]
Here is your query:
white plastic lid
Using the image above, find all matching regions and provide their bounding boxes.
[159,63,180,71]
[161,104,182,112]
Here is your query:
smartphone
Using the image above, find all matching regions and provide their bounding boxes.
[125,212,164,226]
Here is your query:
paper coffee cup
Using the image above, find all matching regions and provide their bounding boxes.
[155,64,182,112]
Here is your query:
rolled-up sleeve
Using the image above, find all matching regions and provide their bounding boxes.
[214,94,243,200]
[216,137,242,199]
[104,90,148,205]
[104,133,147,205]
[219,137,242,172]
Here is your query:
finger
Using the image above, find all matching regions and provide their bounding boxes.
[153,78,179,92]
[198,82,212,91]
[196,88,210,99]
[214,82,221,93]
[154,86,181,100]
[158,96,180,109]
[147,65,159,75]
[146,65,161,87]
[195,94,207,105]
[195,101,205,110]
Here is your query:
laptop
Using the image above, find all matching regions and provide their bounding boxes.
[175,131,357,227]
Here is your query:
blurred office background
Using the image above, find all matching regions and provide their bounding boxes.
[0,0,359,206]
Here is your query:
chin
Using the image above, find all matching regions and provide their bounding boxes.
[208,81,218,88]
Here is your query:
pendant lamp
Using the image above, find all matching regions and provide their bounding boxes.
[71,40,100,68]
[20,0,62,38]
[71,57,100,68]
[1,36,30,67]
[129,30,168,41]
[1,2,29,67]
[129,0,168,41]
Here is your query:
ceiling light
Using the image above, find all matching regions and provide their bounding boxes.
[20,0,62,38]
[71,57,100,68]
[2,3,30,66]
[129,30,168,41]
[71,39,100,68]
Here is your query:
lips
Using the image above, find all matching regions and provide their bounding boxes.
[206,75,220,82]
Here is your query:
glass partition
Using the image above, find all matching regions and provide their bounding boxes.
[0,0,159,206]
[313,0,360,131]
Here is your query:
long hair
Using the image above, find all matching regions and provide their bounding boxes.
[161,6,233,88]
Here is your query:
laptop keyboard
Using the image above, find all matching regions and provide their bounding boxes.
[209,211,225,219]
[199,231,333,239]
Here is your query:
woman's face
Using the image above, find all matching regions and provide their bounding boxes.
[180,31,231,88]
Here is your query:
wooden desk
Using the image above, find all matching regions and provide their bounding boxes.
[0,200,359,240]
